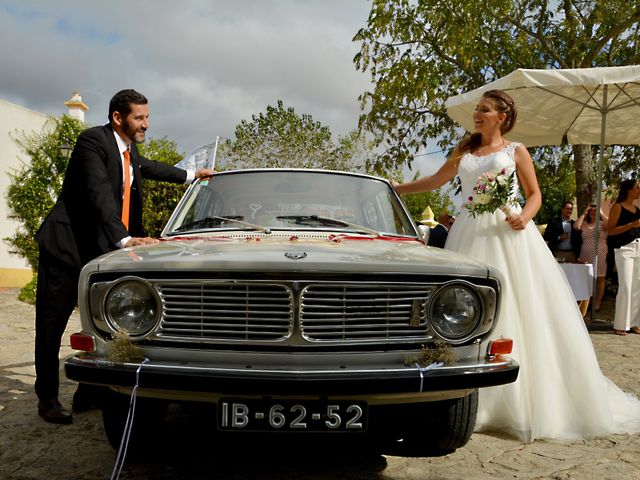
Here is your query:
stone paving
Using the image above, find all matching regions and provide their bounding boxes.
[1,287,639,480]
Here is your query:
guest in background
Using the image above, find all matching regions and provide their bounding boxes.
[606,179,640,336]
[543,201,582,262]
[428,211,452,248]
[447,214,456,227]
[573,204,608,314]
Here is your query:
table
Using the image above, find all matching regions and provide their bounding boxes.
[559,263,594,301]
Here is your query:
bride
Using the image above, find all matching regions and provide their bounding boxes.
[393,89,640,442]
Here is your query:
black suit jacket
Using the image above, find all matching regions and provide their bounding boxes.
[36,124,187,269]
[543,216,582,256]
[427,224,448,248]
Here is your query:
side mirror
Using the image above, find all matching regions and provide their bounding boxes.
[417,224,430,244]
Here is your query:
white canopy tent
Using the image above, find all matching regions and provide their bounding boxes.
[445,65,640,320]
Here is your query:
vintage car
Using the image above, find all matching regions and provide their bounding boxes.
[65,169,518,456]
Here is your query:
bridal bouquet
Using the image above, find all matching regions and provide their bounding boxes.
[465,168,518,218]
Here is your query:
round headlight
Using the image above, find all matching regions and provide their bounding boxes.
[429,284,481,340]
[105,280,160,336]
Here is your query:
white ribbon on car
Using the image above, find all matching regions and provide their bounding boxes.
[110,357,149,480]
[415,362,444,392]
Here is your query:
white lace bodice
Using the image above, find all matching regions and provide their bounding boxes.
[458,142,521,203]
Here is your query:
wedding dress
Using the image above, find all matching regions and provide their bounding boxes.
[445,142,640,442]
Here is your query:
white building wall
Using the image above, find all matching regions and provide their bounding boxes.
[0,99,49,286]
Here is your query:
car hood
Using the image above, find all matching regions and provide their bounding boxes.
[85,232,495,278]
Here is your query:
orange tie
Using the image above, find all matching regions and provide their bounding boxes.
[121,148,131,230]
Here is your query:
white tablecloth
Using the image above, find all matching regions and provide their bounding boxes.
[559,263,594,301]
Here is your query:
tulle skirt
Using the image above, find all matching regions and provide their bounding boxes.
[445,207,640,442]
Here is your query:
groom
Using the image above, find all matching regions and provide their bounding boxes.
[34,89,213,424]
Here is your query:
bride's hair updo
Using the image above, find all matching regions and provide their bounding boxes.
[455,89,517,158]
[485,89,517,134]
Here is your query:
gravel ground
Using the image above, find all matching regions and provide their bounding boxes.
[1,287,639,480]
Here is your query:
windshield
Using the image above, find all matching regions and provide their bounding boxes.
[163,170,416,237]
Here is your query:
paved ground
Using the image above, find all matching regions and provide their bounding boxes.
[1,287,639,480]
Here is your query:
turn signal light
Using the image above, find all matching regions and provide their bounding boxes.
[489,337,513,355]
[70,333,95,352]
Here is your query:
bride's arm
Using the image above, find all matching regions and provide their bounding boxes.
[393,150,460,195]
[508,144,542,230]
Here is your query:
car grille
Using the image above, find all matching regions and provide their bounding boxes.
[157,282,293,341]
[300,284,432,342]
[154,281,433,344]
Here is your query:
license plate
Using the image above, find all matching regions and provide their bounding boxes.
[218,399,367,432]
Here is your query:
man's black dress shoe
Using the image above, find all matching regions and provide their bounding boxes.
[38,399,73,424]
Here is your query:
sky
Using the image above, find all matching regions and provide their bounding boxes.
[0,1,370,151]
[0,0,442,176]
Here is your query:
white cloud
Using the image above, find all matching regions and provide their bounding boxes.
[0,0,372,153]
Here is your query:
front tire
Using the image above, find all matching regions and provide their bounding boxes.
[101,391,168,453]
[406,390,478,455]
[376,390,478,456]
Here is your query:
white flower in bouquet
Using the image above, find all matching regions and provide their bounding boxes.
[475,193,491,205]
[496,175,508,186]
[465,168,518,218]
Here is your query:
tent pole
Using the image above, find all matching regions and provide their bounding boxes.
[590,85,608,323]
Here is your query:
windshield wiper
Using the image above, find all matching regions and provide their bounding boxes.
[175,215,271,234]
[275,215,379,236]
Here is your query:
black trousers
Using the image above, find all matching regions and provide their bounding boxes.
[34,249,80,402]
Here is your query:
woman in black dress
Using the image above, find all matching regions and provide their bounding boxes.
[606,179,640,335]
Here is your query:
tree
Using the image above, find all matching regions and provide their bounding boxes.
[138,138,187,237]
[605,145,640,190]
[221,100,365,171]
[532,146,576,223]
[354,0,640,212]
[4,115,85,302]
[401,178,457,224]
[5,115,85,272]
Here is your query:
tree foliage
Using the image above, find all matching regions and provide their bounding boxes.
[531,146,576,223]
[4,115,84,303]
[4,115,85,271]
[605,145,640,189]
[354,0,640,210]
[402,181,457,224]
[220,100,368,172]
[138,137,187,237]
[386,166,457,223]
